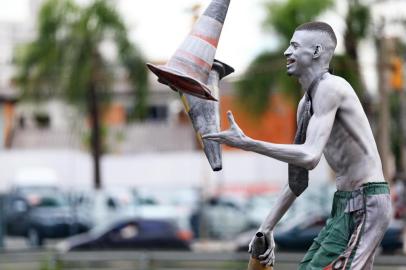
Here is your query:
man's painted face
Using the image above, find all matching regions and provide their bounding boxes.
[283,30,317,76]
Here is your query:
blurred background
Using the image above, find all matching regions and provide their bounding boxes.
[0,0,405,269]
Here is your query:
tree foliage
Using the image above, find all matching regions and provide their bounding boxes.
[14,0,149,188]
[263,0,334,45]
[327,0,370,113]
[14,0,148,119]
[237,51,299,115]
[236,0,333,115]
[344,0,370,60]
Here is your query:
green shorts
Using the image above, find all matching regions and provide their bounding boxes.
[298,182,391,270]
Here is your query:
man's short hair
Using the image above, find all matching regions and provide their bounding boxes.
[295,21,337,48]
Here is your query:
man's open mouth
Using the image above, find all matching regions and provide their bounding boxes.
[287,59,296,65]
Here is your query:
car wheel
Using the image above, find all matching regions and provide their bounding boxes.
[27,228,43,247]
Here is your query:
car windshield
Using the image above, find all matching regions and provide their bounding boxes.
[23,191,69,208]
[37,195,68,207]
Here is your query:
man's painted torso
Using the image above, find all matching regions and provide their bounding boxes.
[297,74,385,191]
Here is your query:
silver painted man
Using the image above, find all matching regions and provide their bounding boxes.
[204,22,392,269]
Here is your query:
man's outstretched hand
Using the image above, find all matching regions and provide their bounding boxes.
[203,111,249,149]
[248,230,276,267]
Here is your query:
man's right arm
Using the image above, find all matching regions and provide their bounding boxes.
[257,98,304,233]
[249,184,297,266]
[259,184,297,232]
[249,98,303,266]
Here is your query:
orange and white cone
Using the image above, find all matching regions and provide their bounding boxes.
[147,0,231,101]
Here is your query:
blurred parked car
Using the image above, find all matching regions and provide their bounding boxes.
[133,204,193,241]
[5,187,90,246]
[72,188,137,229]
[133,187,199,208]
[380,219,404,253]
[193,196,250,239]
[244,193,279,228]
[57,218,191,252]
[235,215,403,253]
[133,188,196,239]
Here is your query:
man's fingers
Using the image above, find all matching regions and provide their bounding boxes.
[260,251,275,266]
[269,250,275,266]
[260,256,271,266]
[227,110,244,133]
[259,248,275,266]
[227,111,236,126]
[267,258,275,267]
[258,248,271,260]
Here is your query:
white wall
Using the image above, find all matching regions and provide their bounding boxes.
[0,149,334,193]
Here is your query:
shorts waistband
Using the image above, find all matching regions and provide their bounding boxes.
[334,182,389,199]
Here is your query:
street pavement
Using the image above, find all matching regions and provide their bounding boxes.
[2,237,406,269]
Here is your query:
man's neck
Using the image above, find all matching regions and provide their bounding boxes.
[298,66,328,91]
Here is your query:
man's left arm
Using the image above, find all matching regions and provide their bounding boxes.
[203,82,341,169]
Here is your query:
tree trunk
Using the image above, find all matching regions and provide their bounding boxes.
[88,82,102,190]
[377,36,393,182]
[399,84,406,174]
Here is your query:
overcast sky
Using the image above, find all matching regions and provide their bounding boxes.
[117,0,279,73]
[0,0,345,73]
[0,0,29,22]
[1,0,405,95]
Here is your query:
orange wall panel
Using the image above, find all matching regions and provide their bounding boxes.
[220,93,296,150]
[4,103,15,147]
[103,104,126,125]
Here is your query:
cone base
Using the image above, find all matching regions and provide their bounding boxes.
[147,63,217,101]
[247,258,273,270]
[213,59,235,79]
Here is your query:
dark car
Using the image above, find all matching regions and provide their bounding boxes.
[235,215,403,254]
[272,214,328,251]
[5,187,90,247]
[57,218,191,252]
[380,220,404,253]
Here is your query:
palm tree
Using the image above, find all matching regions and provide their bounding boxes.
[14,0,148,189]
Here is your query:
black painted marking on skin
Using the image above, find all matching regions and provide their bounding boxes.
[203,0,230,24]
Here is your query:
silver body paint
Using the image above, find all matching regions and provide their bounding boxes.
[304,74,384,190]
[349,193,392,270]
[203,28,390,268]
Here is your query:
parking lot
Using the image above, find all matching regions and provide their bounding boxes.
[0,184,404,270]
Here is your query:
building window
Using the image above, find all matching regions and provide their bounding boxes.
[146,105,168,122]
[34,112,50,129]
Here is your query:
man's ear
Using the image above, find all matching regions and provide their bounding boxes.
[313,44,323,59]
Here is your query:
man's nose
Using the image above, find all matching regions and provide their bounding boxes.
[284,47,292,57]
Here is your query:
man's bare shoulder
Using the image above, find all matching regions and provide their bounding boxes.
[317,74,351,96]
[312,74,347,114]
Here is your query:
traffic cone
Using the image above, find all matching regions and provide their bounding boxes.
[180,59,234,171]
[248,232,273,270]
[146,0,231,101]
